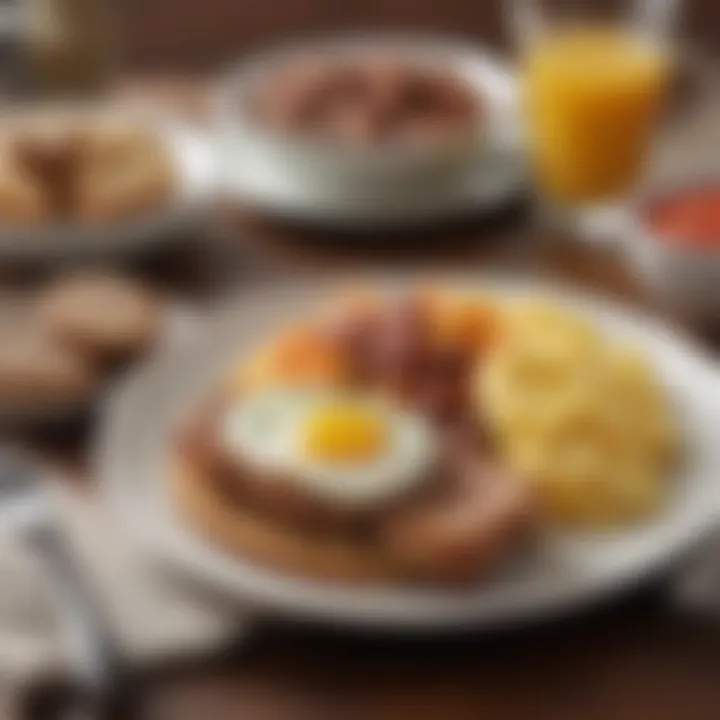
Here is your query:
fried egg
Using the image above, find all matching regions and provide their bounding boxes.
[221,387,438,508]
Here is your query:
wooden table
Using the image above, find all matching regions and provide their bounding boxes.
[12,50,720,720]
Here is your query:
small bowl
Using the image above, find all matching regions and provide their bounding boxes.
[625,180,720,321]
[214,35,517,204]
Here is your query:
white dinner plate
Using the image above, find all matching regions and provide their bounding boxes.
[98,275,720,630]
[216,36,526,227]
[0,116,216,262]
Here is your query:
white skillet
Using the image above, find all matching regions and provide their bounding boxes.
[215,35,526,227]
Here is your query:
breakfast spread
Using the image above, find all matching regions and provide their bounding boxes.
[247,54,481,146]
[0,115,175,226]
[0,21,704,639]
[171,287,679,585]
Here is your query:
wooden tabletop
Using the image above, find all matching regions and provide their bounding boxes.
[12,8,720,718]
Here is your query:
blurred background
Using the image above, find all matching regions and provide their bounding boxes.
[111,1,719,75]
[1,0,720,719]
[0,0,716,83]
[115,0,719,71]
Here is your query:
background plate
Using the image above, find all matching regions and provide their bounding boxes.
[217,37,526,227]
[0,116,216,262]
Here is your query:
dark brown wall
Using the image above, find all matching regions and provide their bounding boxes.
[120,0,720,71]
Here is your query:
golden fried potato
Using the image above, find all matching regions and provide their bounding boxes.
[478,300,678,526]
[0,162,48,224]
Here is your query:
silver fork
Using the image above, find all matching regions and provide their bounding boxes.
[0,448,133,719]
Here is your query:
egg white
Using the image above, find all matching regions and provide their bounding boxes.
[221,387,437,508]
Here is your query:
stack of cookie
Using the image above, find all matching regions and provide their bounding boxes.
[0,274,164,420]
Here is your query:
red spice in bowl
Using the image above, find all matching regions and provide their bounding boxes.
[646,186,720,250]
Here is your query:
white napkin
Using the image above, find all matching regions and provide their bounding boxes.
[0,480,248,689]
[0,305,250,696]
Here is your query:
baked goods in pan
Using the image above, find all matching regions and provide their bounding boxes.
[74,123,176,222]
[0,161,47,225]
[0,116,175,226]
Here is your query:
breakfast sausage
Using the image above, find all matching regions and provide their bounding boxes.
[381,456,534,582]
[170,458,402,583]
[176,397,443,537]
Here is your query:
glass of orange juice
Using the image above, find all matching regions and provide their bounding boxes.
[511,0,679,237]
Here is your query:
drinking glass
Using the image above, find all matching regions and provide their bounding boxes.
[509,0,681,239]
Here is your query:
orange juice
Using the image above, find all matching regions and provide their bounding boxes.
[523,27,671,202]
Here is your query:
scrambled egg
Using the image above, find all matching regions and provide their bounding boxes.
[478,300,678,526]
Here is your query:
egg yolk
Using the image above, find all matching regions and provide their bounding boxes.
[302,403,389,463]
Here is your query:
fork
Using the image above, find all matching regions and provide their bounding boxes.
[0,448,134,719]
